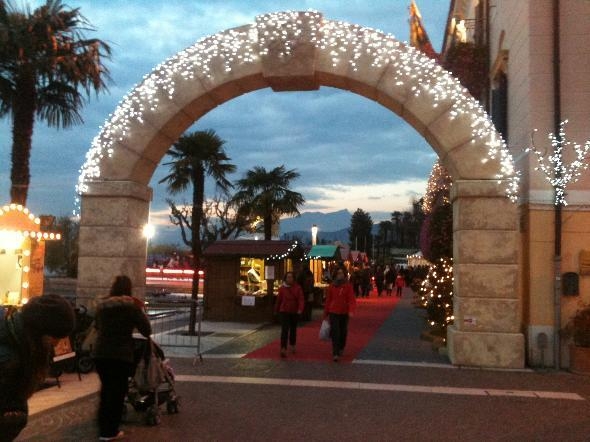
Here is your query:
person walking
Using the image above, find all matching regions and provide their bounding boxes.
[296,265,315,321]
[374,266,385,297]
[274,272,304,358]
[384,265,395,296]
[0,294,75,442]
[395,272,405,297]
[93,275,151,441]
[324,267,356,362]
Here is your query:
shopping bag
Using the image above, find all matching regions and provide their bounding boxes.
[319,319,331,341]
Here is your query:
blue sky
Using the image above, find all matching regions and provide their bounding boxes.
[0,0,450,227]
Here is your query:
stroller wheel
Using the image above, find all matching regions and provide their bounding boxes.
[77,355,95,374]
[167,397,180,414]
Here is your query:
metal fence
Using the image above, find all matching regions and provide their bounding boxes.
[147,299,203,355]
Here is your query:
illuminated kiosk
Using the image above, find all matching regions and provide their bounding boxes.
[0,204,61,306]
[203,240,303,322]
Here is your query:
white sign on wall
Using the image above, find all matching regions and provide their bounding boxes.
[264,266,275,280]
[241,296,256,307]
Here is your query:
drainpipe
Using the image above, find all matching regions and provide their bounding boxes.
[552,0,562,370]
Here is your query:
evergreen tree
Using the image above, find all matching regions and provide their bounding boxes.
[349,208,373,255]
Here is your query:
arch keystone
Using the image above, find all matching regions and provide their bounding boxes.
[258,11,322,91]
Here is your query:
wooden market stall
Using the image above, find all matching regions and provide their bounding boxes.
[0,203,60,306]
[203,240,304,323]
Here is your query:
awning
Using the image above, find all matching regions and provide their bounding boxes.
[308,245,339,259]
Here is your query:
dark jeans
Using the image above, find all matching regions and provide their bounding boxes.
[396,286,403,296]
[280,312,299,349]
[95,358,134,438]
[329,313,349,356]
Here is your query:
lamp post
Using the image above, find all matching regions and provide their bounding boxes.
[311,224,318,246]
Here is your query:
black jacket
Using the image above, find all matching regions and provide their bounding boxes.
[93,296,151,364]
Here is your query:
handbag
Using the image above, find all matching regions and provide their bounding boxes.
[319,319,331,341]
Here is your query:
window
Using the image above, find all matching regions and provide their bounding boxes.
[491,71,508,141]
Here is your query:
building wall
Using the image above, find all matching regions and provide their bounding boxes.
[453,0,590,366]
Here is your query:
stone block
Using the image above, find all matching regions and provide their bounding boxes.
[443,139,506,180]
[453,197,519,231]
[80,195,150,228]
[428,112,476,162]
[374,64,410,113]
[453,295,521,333]
[78,226,146,258]
[454,263,519,299]
[454,230,519,264]
[77,256,146,292]
[451,179,511,199]
[447,326,525,368]
[258,11,321,91]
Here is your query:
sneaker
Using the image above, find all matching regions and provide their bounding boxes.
[99,431,125,441]
[333,355,339,362]
[280,348,287,358]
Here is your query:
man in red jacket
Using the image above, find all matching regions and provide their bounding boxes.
[324,267,356,362]
[274,272,304,358]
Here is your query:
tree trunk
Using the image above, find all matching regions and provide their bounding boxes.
[10,71,36,205]
[263,213,273,240]
[188,166,205,335]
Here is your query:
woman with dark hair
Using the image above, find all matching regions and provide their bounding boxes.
[93,275,151,441]
[274,271,304,358]
[0,294,75,441]
[324,267,356,362]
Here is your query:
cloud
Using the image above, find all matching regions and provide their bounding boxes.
[0,0,447,219]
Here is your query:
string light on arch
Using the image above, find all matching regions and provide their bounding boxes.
[76,10,519,212]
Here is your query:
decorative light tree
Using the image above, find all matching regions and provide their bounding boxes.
[526,120,590,206]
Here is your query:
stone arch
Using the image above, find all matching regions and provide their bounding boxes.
[77,11,523,368]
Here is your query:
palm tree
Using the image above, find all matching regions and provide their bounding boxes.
[0,0,111,205]
[233,165,305,240]
[159,129,235,334]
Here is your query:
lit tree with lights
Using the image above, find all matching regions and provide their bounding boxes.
[419,160,454,331]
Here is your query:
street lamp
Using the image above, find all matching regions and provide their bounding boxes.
[311,224,318,246]
[142,223,155,239]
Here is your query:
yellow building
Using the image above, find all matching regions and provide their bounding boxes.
[441,0,590,368]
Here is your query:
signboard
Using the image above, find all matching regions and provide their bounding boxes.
[264,265,275,280]
[241,295,256,307]
[463,316,477,326]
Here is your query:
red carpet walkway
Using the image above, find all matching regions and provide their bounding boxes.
[244,294,400,363]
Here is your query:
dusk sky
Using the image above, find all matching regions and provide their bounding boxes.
[0,0,450,231]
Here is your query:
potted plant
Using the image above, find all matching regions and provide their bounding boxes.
[563,302,590,375]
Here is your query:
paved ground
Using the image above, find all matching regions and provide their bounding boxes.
[17,289,590,441]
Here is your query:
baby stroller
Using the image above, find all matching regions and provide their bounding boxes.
[124,337,180,426]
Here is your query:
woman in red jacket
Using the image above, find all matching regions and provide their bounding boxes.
[274,272,304,358]
[324,267,356,362]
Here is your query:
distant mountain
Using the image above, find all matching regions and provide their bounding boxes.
[281,228,350,244]
[280,209,351,234]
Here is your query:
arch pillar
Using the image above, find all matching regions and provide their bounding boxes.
[77,182,151,307]
[448,180,524,368]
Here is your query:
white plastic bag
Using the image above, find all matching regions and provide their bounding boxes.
[319,319,331,341]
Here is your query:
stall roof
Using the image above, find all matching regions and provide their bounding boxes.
[203,240,300,258]
[308,245,339,259]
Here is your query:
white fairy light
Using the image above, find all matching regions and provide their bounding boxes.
[526,120,590,206]
[423,160,452,214]
[76,10,519,213]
